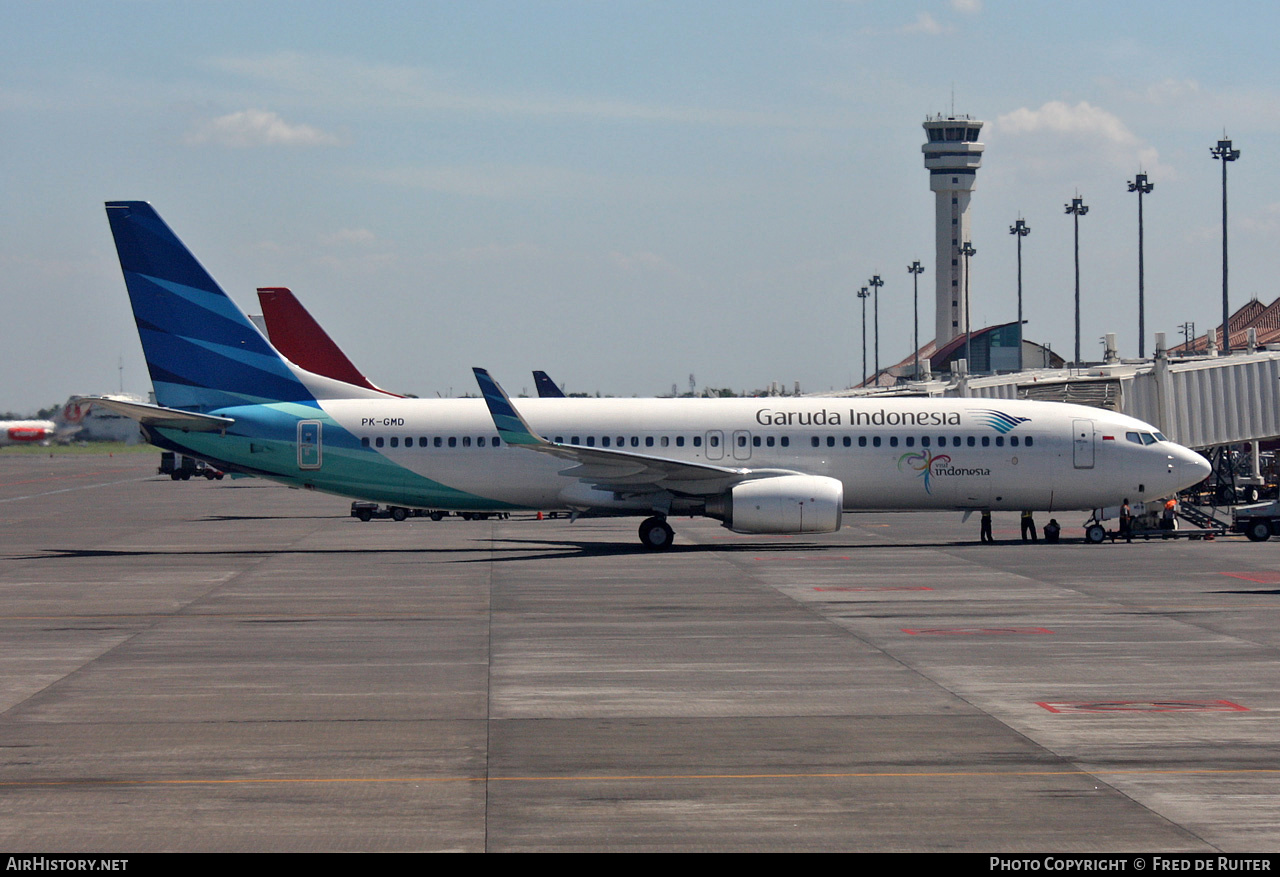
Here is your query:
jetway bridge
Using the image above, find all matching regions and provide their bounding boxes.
[953,350,1280,450]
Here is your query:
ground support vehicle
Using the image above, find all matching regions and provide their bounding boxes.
[158,452,224,481]
[1232,501,1280,542]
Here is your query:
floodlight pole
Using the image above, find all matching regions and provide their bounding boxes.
[1127,173,1154,358]
[907,261,925,379]
[1009,219,1030,372]
[857,286,870,387]
[960,243,976,371]
[868,274,884,381]
[1064,196,1089,367]
[1211,138,1240,354]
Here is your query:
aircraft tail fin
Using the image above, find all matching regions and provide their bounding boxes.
[105,202,318,411]
[532,370,566,398]
[256,287,400,397]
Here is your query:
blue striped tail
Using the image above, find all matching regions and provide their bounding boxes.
[105,202,316,412]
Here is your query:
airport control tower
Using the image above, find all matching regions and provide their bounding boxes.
[923,114,984,347]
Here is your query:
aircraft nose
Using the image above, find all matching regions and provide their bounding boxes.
[1170,445,1210,488]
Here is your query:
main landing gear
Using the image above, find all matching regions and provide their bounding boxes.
[638,516,675,550]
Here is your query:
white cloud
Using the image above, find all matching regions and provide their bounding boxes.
[995,100,1169,176]
[951,0,982,13]
[902,12,946,35]
[184,109,342,148]
[997,101,1135,143]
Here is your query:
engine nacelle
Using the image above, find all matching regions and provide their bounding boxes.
[705,474,843,534]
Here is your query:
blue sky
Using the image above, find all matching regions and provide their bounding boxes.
[4,1,1277,410]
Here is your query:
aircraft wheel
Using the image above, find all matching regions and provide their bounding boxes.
[391,507,408,522]
[1085,524,1106,544]
[1246,520,1271,542]
[638,516,674,550]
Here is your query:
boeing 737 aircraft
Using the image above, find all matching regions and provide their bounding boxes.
[88,202,1209,549]
[0,402,89,447]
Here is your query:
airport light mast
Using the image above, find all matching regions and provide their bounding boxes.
[857,286,870,387]
[907,261,925,379]
[1009,218,1030,372]
[960,242,976,371]
[1065,196,1089,367]
[1211,137,1240,353]
[868,274,884,381]
[923,114,984,347]
[1128,173,1154,358]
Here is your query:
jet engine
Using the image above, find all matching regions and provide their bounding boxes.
[705,474,843,534]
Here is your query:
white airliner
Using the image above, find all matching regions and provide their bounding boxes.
[0,402,89,447]
[86,202,1210,549]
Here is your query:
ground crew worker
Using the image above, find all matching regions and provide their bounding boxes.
[1119,498,1133,543]
[980,509,993,544]
[1021,510,1037,542]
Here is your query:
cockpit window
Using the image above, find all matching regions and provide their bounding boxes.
[1126,431,1142,444]
[1154,432,1168,442]
[1141,433,1157,445]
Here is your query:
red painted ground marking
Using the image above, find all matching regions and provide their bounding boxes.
[1220,572,1280,584]
[1036,700,1248,714]
[813,586,934,592]
[754,556,852,562]
[903,627,1053,636]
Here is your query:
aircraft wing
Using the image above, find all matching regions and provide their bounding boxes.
[473,368,798,496]
[74,397,234,432]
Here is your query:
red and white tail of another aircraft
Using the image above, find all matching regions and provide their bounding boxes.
[0,401,90,447]
[257,286,569,400]
[255,287,402,397]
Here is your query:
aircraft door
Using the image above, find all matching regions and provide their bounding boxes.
[731,430,752,461]
[1072,419,1094,469]
[298,420,322,470]
[705,430,725,461]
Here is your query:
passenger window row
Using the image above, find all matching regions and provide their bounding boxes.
[362,435,503,449]
[811,434,1032,449]
[359,432,1031,451]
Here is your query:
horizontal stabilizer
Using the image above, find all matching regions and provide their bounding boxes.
[74,396,234,432]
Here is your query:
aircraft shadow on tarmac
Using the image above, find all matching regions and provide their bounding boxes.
[20,534,1091,564]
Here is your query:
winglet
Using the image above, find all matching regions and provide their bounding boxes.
[473,368,544,446]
